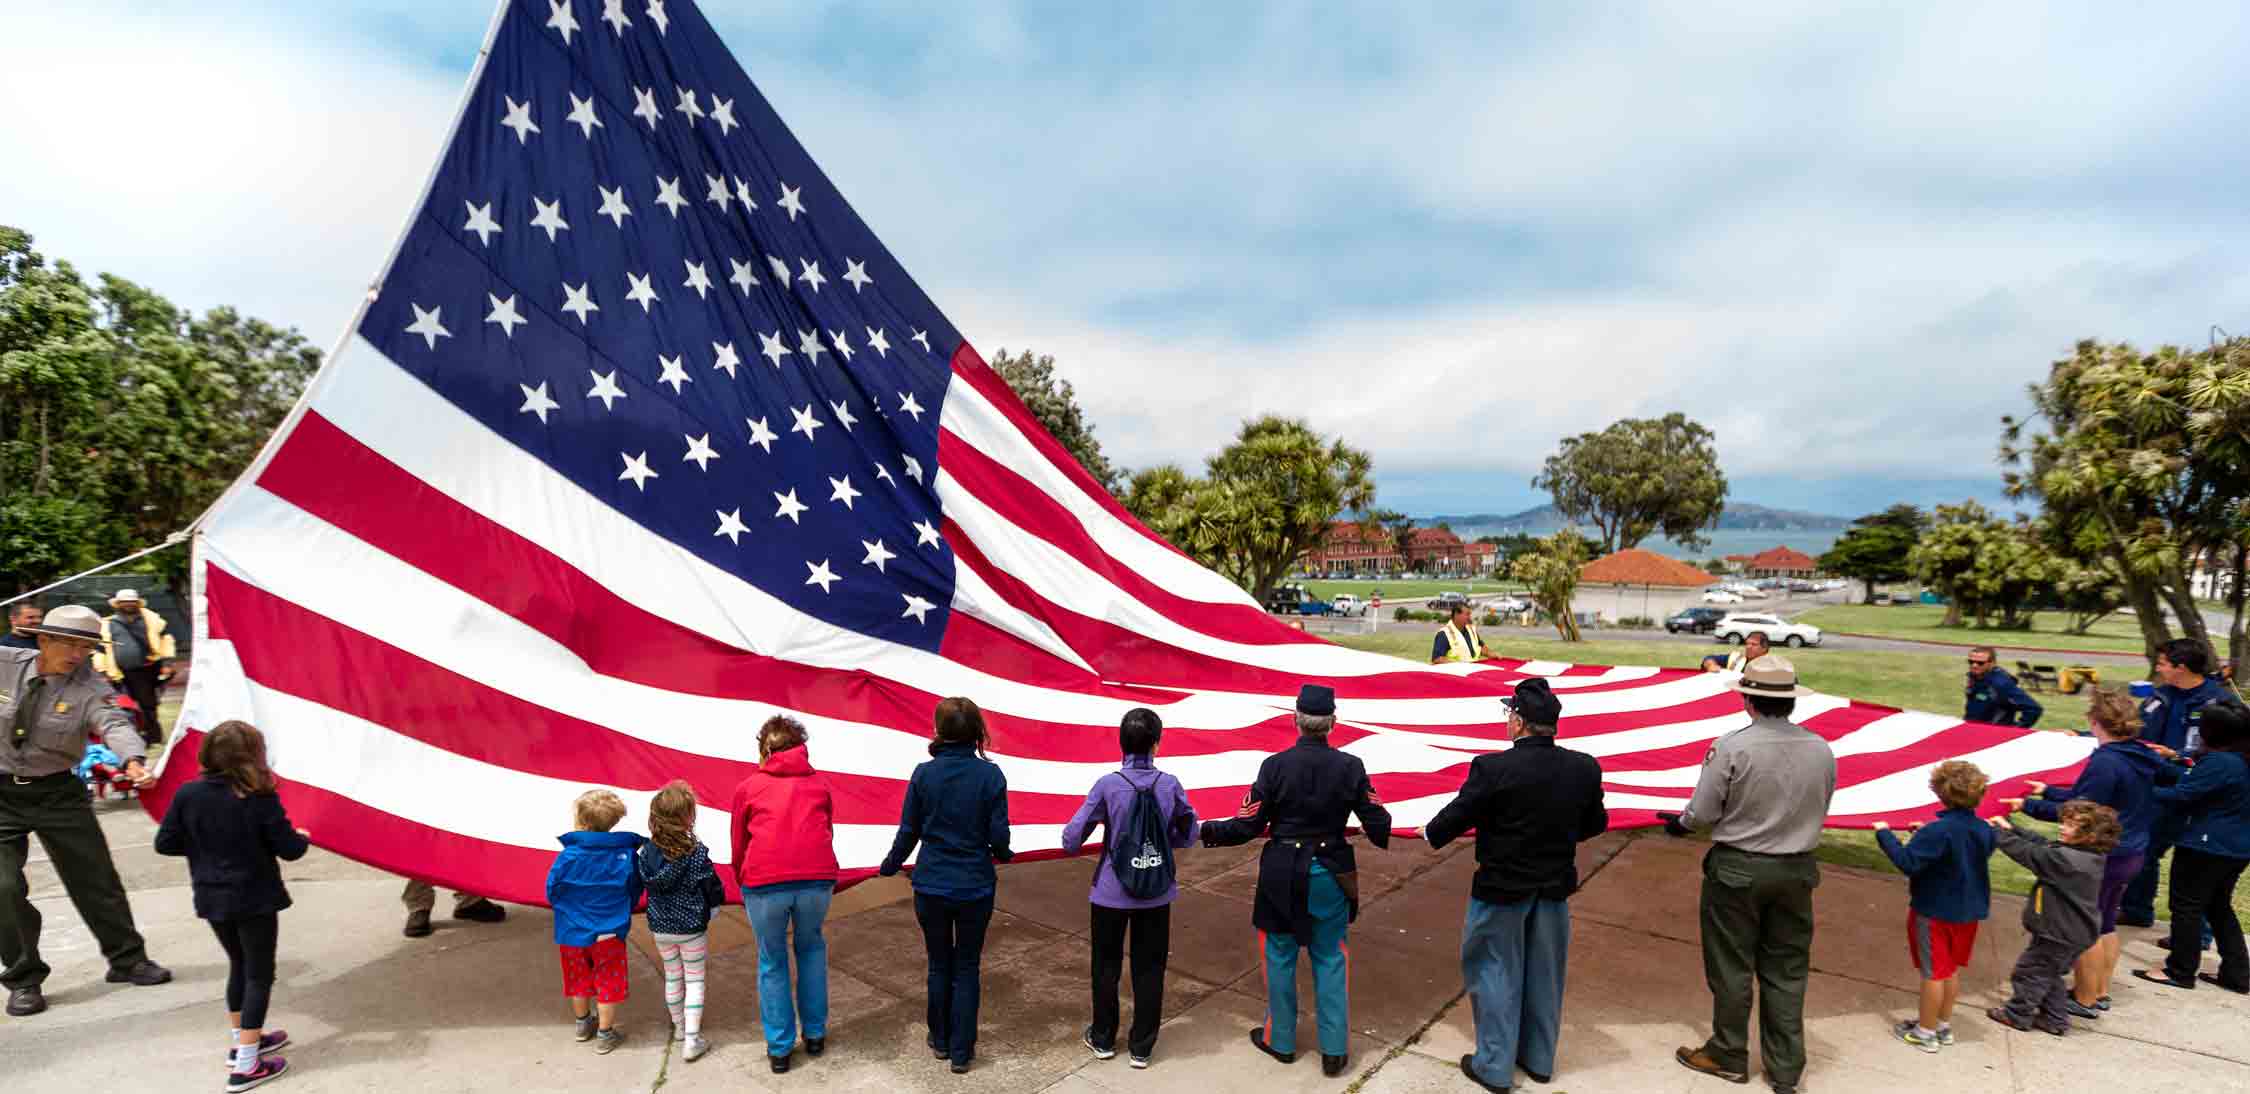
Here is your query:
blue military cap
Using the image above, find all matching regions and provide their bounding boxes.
[1295,683,1336,717]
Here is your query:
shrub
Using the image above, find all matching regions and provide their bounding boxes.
[1480,611,1502,626]
[1617,616,1656,629]
[1394,606,1413,622]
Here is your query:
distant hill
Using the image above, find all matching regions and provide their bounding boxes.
[1420,501,1848,532]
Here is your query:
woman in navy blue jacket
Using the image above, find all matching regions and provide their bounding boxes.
[2141,703,2250,992]
[154,721,310,1092]
[879,697,1013,1073]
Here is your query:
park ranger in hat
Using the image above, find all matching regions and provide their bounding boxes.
[1200,683,1393,1077]
[1,603,172,1017]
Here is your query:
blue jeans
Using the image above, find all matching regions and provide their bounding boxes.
[744,881,833,1057]
[915,891,995,1065]
[1262,862,1350,1057]
[1461,896,1570,1083]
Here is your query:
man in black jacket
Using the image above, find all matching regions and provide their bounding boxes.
[1425,677,1608,1093]
[1201,684,1392,1077]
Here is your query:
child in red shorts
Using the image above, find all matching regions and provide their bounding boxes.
[1872,760,1997,1051]
[546,789,645,1053]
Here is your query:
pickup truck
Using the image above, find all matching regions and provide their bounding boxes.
[1263,584,1334,616]
[1330,594,1364,617]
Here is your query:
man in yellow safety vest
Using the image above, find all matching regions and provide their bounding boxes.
[1430,604,1487,664]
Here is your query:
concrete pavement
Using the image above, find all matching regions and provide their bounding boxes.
[6,800,2247,1092]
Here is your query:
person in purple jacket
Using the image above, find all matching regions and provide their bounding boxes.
[1060,707,1200,1069]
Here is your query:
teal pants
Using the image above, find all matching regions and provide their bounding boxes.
[1262,863,1350,1057]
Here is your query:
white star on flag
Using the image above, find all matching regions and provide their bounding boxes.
[682,433,718,470]
[602,0,632,35]
[566,92,603,138]
[597,184,632,227]
[843,259,873,292]
[789,404,825,440]
[713,508,748,544]
[828,329,855,361]
[911,329,931,352]
[745,417,777,453]
[729,258,759,295]
[798,329,829,364]
[656,354,691,392]
[405,303,451,349]
[675,86,705,123]
[586,369,627,410]
[766,255,791,283]
[773,489,807,523]
[778,183,806,220]
[711,97,738,134]
[867,327,891,357]
[654,176,687,216]
[828,475,861,509]
[618,450,658,490]
[633,86,662,127]
[683,260,712,299]
[914,519,943,549]
[705,174,731,212]
[646,0,669,35]
[561,281,599,323]
[901,594,936,624]
[462,200,502,245]
[485,293,526,338]
[625,272,660,312]
[759,331,791,367]
[733,176,757,211]
[829,399,859,431]
[897,392,925,420]
[518,381,559,423]
[903,455,924,482]
[805,559,840,593]
[797,259,826,293]
[547,0,580,43]
[711,341,740,376]
[501,96,540,143]
[531,196,570,241]
[874,464,895,486]
[861,538,895,572]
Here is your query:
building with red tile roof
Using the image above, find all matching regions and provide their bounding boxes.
[1741,545,1819,578]
[1299,521,1401,575]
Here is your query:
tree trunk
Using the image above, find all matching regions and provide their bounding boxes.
[2228,542,2248,683]
[2120,569,2174,671]
[2154,556,2212,658]
[1861,578,1876,604]
[1941,599,1962,626]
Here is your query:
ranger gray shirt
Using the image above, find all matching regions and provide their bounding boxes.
[1678,713,1838,855]
[1,647,145,778]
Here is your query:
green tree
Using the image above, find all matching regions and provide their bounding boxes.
[988,347,1121,494]
[2002,337,2250,664]
[0,227,119,595]
[1510,529,1590,641]
[1533,413,1728,554]
[1819,504,1926,603]
[1123,418,1376,596]
[1960,521,2063,630]
[1908,501,1994,627]
[2051,555,2127,635]
[1477,532,1540,573]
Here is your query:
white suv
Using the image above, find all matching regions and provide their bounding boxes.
[1714,612,1822,648]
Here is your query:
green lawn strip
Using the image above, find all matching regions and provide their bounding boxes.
[1795,603,2152,656]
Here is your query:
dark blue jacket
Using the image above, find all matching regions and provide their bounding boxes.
[1874,807,1996,923]
[546,830,646,946]
[2024,739,2176,855]
[638,839,716,936]
[2155,751,2250,860]
[1964,668,2042,728]
[878,743,1013,900]
[153,773,312,921]
[2140,678,2234,756]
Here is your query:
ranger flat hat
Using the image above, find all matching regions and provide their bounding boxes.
[1730,654,1816,699]
[24,603,106,642]
[1296,683,1336,717]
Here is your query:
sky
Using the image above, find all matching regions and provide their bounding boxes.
[6,1,2248,520]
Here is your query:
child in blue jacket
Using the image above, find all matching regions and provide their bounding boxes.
[546,789,645,1054]
[1872,760,1996,1052]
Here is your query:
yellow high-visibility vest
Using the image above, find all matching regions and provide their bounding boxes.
[1440,620,1486,662]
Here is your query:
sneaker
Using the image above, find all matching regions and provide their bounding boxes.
[949,1059,971,1075]
[223,1031,290,1063]
[1129,1054,1150,1069]
[1894,1020,1940,1053]
[225,1056,289,1092]
[1986,1006,2035,1032]
[574,1015,598,1042]
[683,1035,710,1062]
[594,1028,625,1055]
[2094,995,2111,1012]
[1083,1027,1116,1060]
[106,959,172,986]
[770,1052,790,1074]
[806,1035,826,1057]
[1935,1025,1956,1046]
[2063,998,2101,1020]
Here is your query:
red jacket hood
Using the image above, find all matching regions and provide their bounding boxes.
[758,744,815,777]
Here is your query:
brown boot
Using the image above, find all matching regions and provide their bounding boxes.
[1676,1046,1748,1084]
[403,909,433,938]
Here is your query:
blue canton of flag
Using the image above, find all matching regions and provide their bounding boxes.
[356,0,960,651]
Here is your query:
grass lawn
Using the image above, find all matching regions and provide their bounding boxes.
[1796,603,2153,657]
[1298,578,1527,602]
[1326,630,2249,920]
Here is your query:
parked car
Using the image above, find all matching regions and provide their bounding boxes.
[1433,591,1471,611]
[1488,595,1532,615]
[1263,583,1311,613]
[1666,606,1728,634]
[1331,594,1364,617]
[1713,612,1822,648]
[1702,588,1744,605]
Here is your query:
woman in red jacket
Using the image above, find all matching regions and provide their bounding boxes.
[730,715,841,1074]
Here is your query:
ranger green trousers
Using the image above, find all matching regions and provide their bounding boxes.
[1697,844,1818,1088]
[1,774,149,990]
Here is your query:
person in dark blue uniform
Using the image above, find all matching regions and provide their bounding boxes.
[1964,646,2042,728]
[1200,684,1392,1077]
[2121,638,2241,928]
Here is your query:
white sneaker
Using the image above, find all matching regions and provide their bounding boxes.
[684,1036,710,1062]
[1082,1028,1116,1060]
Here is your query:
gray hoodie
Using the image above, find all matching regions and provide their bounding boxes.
[1992,823,2106,951]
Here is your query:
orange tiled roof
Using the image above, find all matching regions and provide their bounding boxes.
[1745,545,1818,570]
[1578,548,1717,588]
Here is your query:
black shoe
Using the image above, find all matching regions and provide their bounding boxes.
[402,909,433,938]
[105,960,171,986]
[2132,968,2196,989]
[929,1037,948,1060]
[5,986,45,1017]
[1248,1028,1294,1064]
[1986,1006,2036,1032]
[1322,1053,1347,1077]
[2117,914,2156,928]
[770,1052,790,1074]
[806,1035,826,1056]
[1458,1055,1509,1093]
[2197,973,2250,994]
[949,1057,971,1074]
[454,899,507,923]
[1522,1066,1552,1084]
[1083,1027,1116,1060]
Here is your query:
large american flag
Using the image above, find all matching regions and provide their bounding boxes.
[146,0,2093,904]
